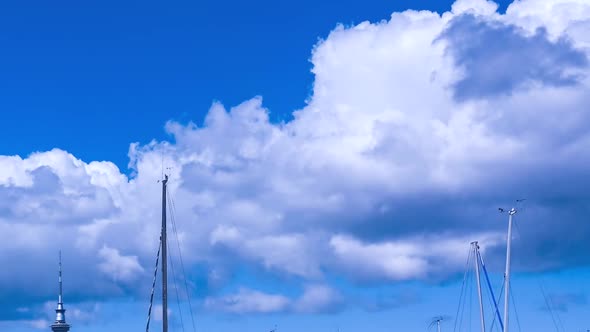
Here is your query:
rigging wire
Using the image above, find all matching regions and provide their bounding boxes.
[168,188,198,332]
[485,284,501,332]
[490,280,505,332]
[509,283,522,332]
[463,250,475,332]
[454,249,473,332]
[469,261,473,332]
[482,272,496,331]
[478,251,504,332]
[168,240,187,332]
[482,266,500,332]
[511,201,562,332]
[548,286,566,332]
[539,281,563,332]
[146,237,162,332]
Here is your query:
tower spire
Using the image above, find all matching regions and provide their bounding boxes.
[58,251,63,305]
[51,251,70,332]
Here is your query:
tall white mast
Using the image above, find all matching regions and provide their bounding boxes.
[161,175,169,332]
[472,241,486,332]
[503,208,517,332]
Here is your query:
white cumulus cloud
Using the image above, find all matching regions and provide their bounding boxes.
[98,246,144,282]
[1,0,590,319]
[204,288,291,314]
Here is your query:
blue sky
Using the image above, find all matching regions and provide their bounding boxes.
[0,0,510,168]
[2,0,590,332]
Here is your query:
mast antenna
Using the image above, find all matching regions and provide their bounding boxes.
[429,316,444,332]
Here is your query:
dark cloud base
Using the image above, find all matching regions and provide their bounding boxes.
[440,14,588,101]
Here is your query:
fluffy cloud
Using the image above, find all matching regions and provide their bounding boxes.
[26,319,50,330]
[329,233,503,281]
[210,225,322,278]
[1,0,590,321]
[292,285,345,314]
[204,285,343,314]
[441,13,588,100]
[98,246,144,283]
[204,288,291,314]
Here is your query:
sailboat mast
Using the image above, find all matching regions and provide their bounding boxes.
[503,208,516,332]
[472,242,486,332]
[161,175,169,332]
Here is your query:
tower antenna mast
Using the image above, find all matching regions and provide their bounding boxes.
[51,251,70,332]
